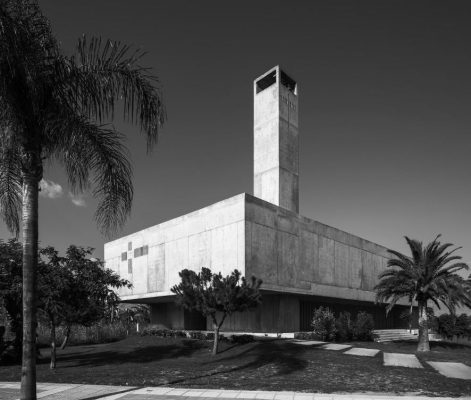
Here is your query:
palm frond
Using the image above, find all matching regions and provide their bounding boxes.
[0,127,22,235]
[46,114,133,236]
[434,262,469,279]
[405,236,423,266]
[63,36,166,151]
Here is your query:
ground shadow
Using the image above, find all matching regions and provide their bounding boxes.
[52,339,207,369]
[167,341,309,385]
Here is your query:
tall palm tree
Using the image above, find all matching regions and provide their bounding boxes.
[0,2,165,398]
[375,235,471,352]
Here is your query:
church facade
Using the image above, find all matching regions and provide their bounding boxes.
[104,66,409,332]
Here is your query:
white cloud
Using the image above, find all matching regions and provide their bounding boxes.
[69,192,87,207]
[39,179,63,199]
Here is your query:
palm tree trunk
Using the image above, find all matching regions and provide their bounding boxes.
[20,171,39,400]
[417,300,430,352]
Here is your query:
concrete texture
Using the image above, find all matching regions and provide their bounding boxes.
[344,347,380,357]
[383,353,423,368]
[244,194,393,301]
[427,362,471,380]
[105,194,246,300]
[254,66,299,213]
[320,344,352,351]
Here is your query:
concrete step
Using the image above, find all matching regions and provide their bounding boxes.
[373,329,418,342]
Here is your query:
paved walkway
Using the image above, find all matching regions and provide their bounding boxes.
[427,362,471,380]
[290,340,471,375]
[0,383,469,400]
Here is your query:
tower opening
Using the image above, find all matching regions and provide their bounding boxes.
[255,70,277,93]
[280,71,297,94]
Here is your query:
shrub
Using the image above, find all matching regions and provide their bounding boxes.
[188,331,219,340]
[428,315,439,333]
[187,331,206,340]
[455,314,470,337]
[140,328,225,341]
[335,311,353,342]
[438,314,456,338]
[37,321,130,347]
[140,327,186,338]
[294,332,321,340]
[230,334,254,344]
[352,311,374,341]
[311,307,337,341]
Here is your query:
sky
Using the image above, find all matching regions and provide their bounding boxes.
[1,0,470,271]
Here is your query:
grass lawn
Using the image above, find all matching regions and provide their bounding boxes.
[1,336,470,396]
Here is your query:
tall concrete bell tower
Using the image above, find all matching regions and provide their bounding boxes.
[253,66,299,213]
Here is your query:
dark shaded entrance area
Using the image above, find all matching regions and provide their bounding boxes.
[299,295,414,330]
[184,309,206,330]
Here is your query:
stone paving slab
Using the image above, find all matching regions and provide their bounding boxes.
[319,344,352,351]
[0,382,136,400]
[427,361,471,380]
[0,383,468,400]
[343,347,380,357]
[290,340,326,346]
[383,352,423,368]
[100,393,465,400]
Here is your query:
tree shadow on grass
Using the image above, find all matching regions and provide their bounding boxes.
[167,341,309,385]
[53,339,207,368]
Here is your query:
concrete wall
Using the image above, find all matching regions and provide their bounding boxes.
[245,194,393,304]
[104,194,246,301]
[105,192,397,305]
[254,66,299,213]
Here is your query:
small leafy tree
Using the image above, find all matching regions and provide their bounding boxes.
[1,240,130,369]
[311,306,337,341]
[38,245,130,367]
[171,268,262,355]
[37,247,71,369]
[0,239,23,356]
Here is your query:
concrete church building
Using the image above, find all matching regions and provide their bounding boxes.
[105,66,409,332]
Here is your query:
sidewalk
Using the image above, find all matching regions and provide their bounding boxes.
[1,383,470,400]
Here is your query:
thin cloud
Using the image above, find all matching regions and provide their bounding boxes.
[69,192,87,207]
[39,179,63,199]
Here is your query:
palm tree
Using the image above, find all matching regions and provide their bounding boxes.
[0,2,165,398]
[375,235,471,352]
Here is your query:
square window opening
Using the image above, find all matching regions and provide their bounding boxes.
[256,71,277,93]
[128,259,133,274]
